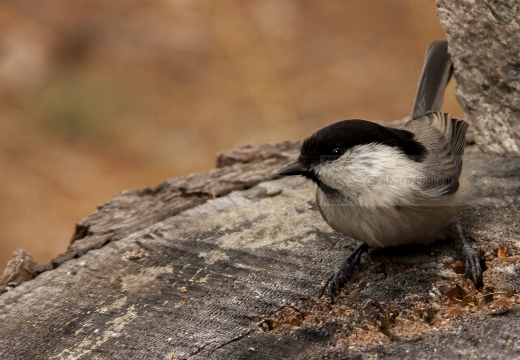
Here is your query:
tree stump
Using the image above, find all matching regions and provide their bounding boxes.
[0,140,519,359]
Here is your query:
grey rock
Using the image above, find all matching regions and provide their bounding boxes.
[437,0,520,156]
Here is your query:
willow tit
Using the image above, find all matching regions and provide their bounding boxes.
[278,41,483,303]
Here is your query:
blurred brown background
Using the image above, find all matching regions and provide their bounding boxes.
[0,0,463,271]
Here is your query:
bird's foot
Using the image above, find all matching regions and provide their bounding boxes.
[462,244,483,289]
[450,221,484,289]
[319,243,368,304]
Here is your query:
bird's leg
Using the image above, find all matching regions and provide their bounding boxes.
[450,221,483,289]
[319,242,368,304]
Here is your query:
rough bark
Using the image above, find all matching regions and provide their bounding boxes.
[0,250,37,287]
[0,141,519,359]
[437,0,520,156]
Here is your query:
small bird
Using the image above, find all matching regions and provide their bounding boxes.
[277,41,483,303]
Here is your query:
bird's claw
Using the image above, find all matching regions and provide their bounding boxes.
[464,251,484,289]
[318,243,368,304]
[450,222,484,290]
[319,270,348,304]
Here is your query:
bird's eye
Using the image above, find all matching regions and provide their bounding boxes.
[332,148,344,156]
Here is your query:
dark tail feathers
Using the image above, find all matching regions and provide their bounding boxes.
[411,41,453,118]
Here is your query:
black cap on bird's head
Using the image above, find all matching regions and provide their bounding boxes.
[277,119,427,184]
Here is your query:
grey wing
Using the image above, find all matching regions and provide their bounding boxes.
[405,112,468,195]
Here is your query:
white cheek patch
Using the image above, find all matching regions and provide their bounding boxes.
[315,144,426,207]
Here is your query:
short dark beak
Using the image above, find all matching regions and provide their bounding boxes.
[277,161,308,176]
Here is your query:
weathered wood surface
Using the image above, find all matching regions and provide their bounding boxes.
[0,141,519,359]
